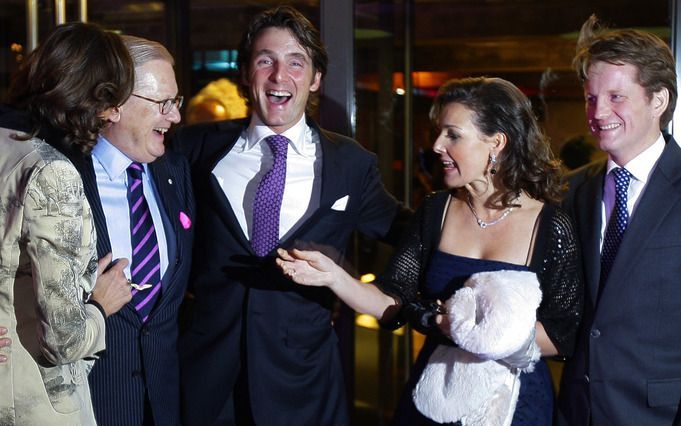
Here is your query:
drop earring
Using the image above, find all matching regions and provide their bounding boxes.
[489,153,497,175]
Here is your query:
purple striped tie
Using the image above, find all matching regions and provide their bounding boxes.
[251,135,289,257]
[126,162,161,322]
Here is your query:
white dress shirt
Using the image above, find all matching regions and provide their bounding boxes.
[212,114,322,241]
[92,136,169,280]
[600,134,665,251]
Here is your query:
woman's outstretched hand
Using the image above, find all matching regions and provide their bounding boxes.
[278,248,400,320]
[276,248,339,289]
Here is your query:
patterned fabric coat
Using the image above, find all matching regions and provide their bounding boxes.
[0,126,104,426]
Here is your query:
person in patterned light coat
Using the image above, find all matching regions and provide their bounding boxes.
[0,22,133,425]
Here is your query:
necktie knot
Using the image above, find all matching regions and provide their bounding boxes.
[127,161,144,180]
[612,167,632,195]
[266,134,289,157]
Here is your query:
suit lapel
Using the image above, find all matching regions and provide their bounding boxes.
[203,127,253,252]
[150,158,178,271]
[147,156,190,320]
[317,126,345,209]
[577,167,606,307]
[598,140,681,312]
[211,173,253,252]
[278,122,345,246]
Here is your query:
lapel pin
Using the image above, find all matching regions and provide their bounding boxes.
[179,211,192,230]
[168,178,173,184]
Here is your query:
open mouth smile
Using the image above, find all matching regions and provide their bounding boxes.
[267,89,292,104]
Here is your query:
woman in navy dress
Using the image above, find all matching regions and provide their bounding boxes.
[277,77,583,425]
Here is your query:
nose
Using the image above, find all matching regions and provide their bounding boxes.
[432,134,445,154]
[269,61,285,82]
[166,104,181,124]
[593,98,611,120]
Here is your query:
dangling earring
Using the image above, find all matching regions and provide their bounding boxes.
[489,153,497,175]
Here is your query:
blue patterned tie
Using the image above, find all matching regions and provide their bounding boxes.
[600,167,632,289]
[251,135,289,257]
[126,162,161,322]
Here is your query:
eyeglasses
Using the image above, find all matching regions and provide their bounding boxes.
[132,93,184,115]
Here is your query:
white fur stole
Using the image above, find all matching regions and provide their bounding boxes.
[412,270,542,425]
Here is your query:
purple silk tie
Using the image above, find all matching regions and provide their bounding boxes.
[126,162,161,322]
[251,134,289,257]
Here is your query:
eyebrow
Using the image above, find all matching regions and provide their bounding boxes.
[253,49,310,63]
[286,52,309,62]
[586,88,624,97]
[253,48,273,59]
[442,123,463,130]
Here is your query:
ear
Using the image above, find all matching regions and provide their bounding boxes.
[651,88,669,118]
[309,71,322,93]
[491,132,508,155]
[99,106,121,123]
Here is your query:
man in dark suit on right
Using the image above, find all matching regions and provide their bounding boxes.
[557,15,681,425]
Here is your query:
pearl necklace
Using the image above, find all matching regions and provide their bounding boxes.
[466,193,515,229]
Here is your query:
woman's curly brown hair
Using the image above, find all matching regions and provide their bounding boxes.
[7,22,134,153]
[430,77,566,206]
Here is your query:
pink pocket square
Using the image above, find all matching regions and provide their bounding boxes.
[179,211,192,230]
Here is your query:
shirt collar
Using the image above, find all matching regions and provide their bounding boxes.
[239,114,314,155]
[92,135,144,180]
[606,133,665,185]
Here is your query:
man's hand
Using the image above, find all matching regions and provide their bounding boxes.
[0,326,10,363]
[91,253,133,317]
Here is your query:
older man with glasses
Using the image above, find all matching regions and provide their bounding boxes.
[49,34,195,426]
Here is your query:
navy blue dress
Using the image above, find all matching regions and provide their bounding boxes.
[393,250,554,426]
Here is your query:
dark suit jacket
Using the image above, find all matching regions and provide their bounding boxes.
[557,135,681,426]
[171,118,406,426]
[51,140,195,426]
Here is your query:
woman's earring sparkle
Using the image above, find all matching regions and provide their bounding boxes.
[490,153,498,175]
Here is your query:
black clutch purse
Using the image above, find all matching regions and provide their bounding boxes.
[400,299,447,335]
